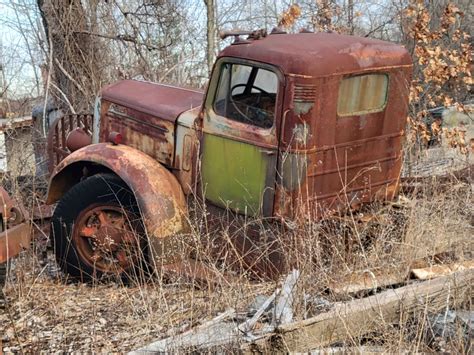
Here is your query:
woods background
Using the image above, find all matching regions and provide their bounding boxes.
[0,1,472,115]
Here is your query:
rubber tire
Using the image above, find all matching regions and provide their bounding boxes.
[51,173,146,282]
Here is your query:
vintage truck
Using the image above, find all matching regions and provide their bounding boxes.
[45,30,412,280]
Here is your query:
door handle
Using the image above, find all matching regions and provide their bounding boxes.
[259,149,276,156]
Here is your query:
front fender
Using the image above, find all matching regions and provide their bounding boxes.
[47,143,188,242]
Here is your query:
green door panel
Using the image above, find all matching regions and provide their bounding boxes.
[201,133,272,216]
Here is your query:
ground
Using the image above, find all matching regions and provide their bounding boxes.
[0,141,473,353]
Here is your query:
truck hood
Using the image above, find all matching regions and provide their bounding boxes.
[101,80,204,122]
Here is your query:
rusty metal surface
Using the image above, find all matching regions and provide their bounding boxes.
[32,204,54,221]
[199,57,286,216]
[0,187,16,221]
[47,113,93,174]
[219,32,412,78]
[0,187,31,263]
[72,204,141,273]
[86,33,412,222]
[46,143,188,258]
[100,101,176,167]
[0,187,29,226]
[101,80,204,123]
[0,223,31,263]
[174,107,201,194]
[66,128,92,152]
[273,65,411,219]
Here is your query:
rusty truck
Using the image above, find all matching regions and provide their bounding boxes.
[45,30,412,280]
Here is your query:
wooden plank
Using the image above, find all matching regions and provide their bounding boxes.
[273,269,300,325]
[309,346,386,354]
[238,290,277,334]
[329,258,473,295]
[329,269,408,295]
[248,269,473,353]
[411,260,474,280]
[131,270,299,353]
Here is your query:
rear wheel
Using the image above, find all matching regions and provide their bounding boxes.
[51,174,147,282]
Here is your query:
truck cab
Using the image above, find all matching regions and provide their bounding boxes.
[46,31,412,280]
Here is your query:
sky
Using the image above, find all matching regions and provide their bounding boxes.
[0,0,404,100]
[1,1,42,98]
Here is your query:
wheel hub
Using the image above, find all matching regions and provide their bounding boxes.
[73,204,140,274]
[94,225,122,251]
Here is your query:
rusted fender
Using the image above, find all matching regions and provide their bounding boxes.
[46,143,189,246]
[0,223,31,263]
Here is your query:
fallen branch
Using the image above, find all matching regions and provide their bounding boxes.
[73,30,172,51]
[273,269,300,325]
[238,290,277,334]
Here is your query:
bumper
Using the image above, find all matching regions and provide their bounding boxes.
[0,223,31,263]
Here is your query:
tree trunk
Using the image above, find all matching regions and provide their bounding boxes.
[347,0,354,34]
[36,0,102,112]
[204,0,216,75]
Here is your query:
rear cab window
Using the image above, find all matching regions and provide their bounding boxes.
[337,74,389,116]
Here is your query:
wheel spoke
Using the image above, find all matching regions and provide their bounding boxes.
[72,203,140,274]
[96,211,109,225]
[79,226,96,238]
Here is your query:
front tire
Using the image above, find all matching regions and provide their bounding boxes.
[51,173,146,282]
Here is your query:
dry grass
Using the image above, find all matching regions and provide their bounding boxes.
[1,146,473,353]
[1,258,271,352]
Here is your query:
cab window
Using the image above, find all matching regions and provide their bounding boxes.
[337,74,389,116]
[213,63,278,129]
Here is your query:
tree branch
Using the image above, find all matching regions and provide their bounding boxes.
[73,30,172,51]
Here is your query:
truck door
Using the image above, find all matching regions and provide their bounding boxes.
[201,59,283,217]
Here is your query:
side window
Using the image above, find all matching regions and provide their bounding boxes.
[337,74,389,117]
[213,63,278,129]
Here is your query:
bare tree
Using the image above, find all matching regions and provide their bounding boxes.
[37,0,103,111]
[204,0,216,75]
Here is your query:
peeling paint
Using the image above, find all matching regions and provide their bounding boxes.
[294,102,314,115]
[280,152,308,191]
[292,123,312,145]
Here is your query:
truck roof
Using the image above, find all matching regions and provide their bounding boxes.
[218,32,412,77]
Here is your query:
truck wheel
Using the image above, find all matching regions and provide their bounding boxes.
[51,174,147,282]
